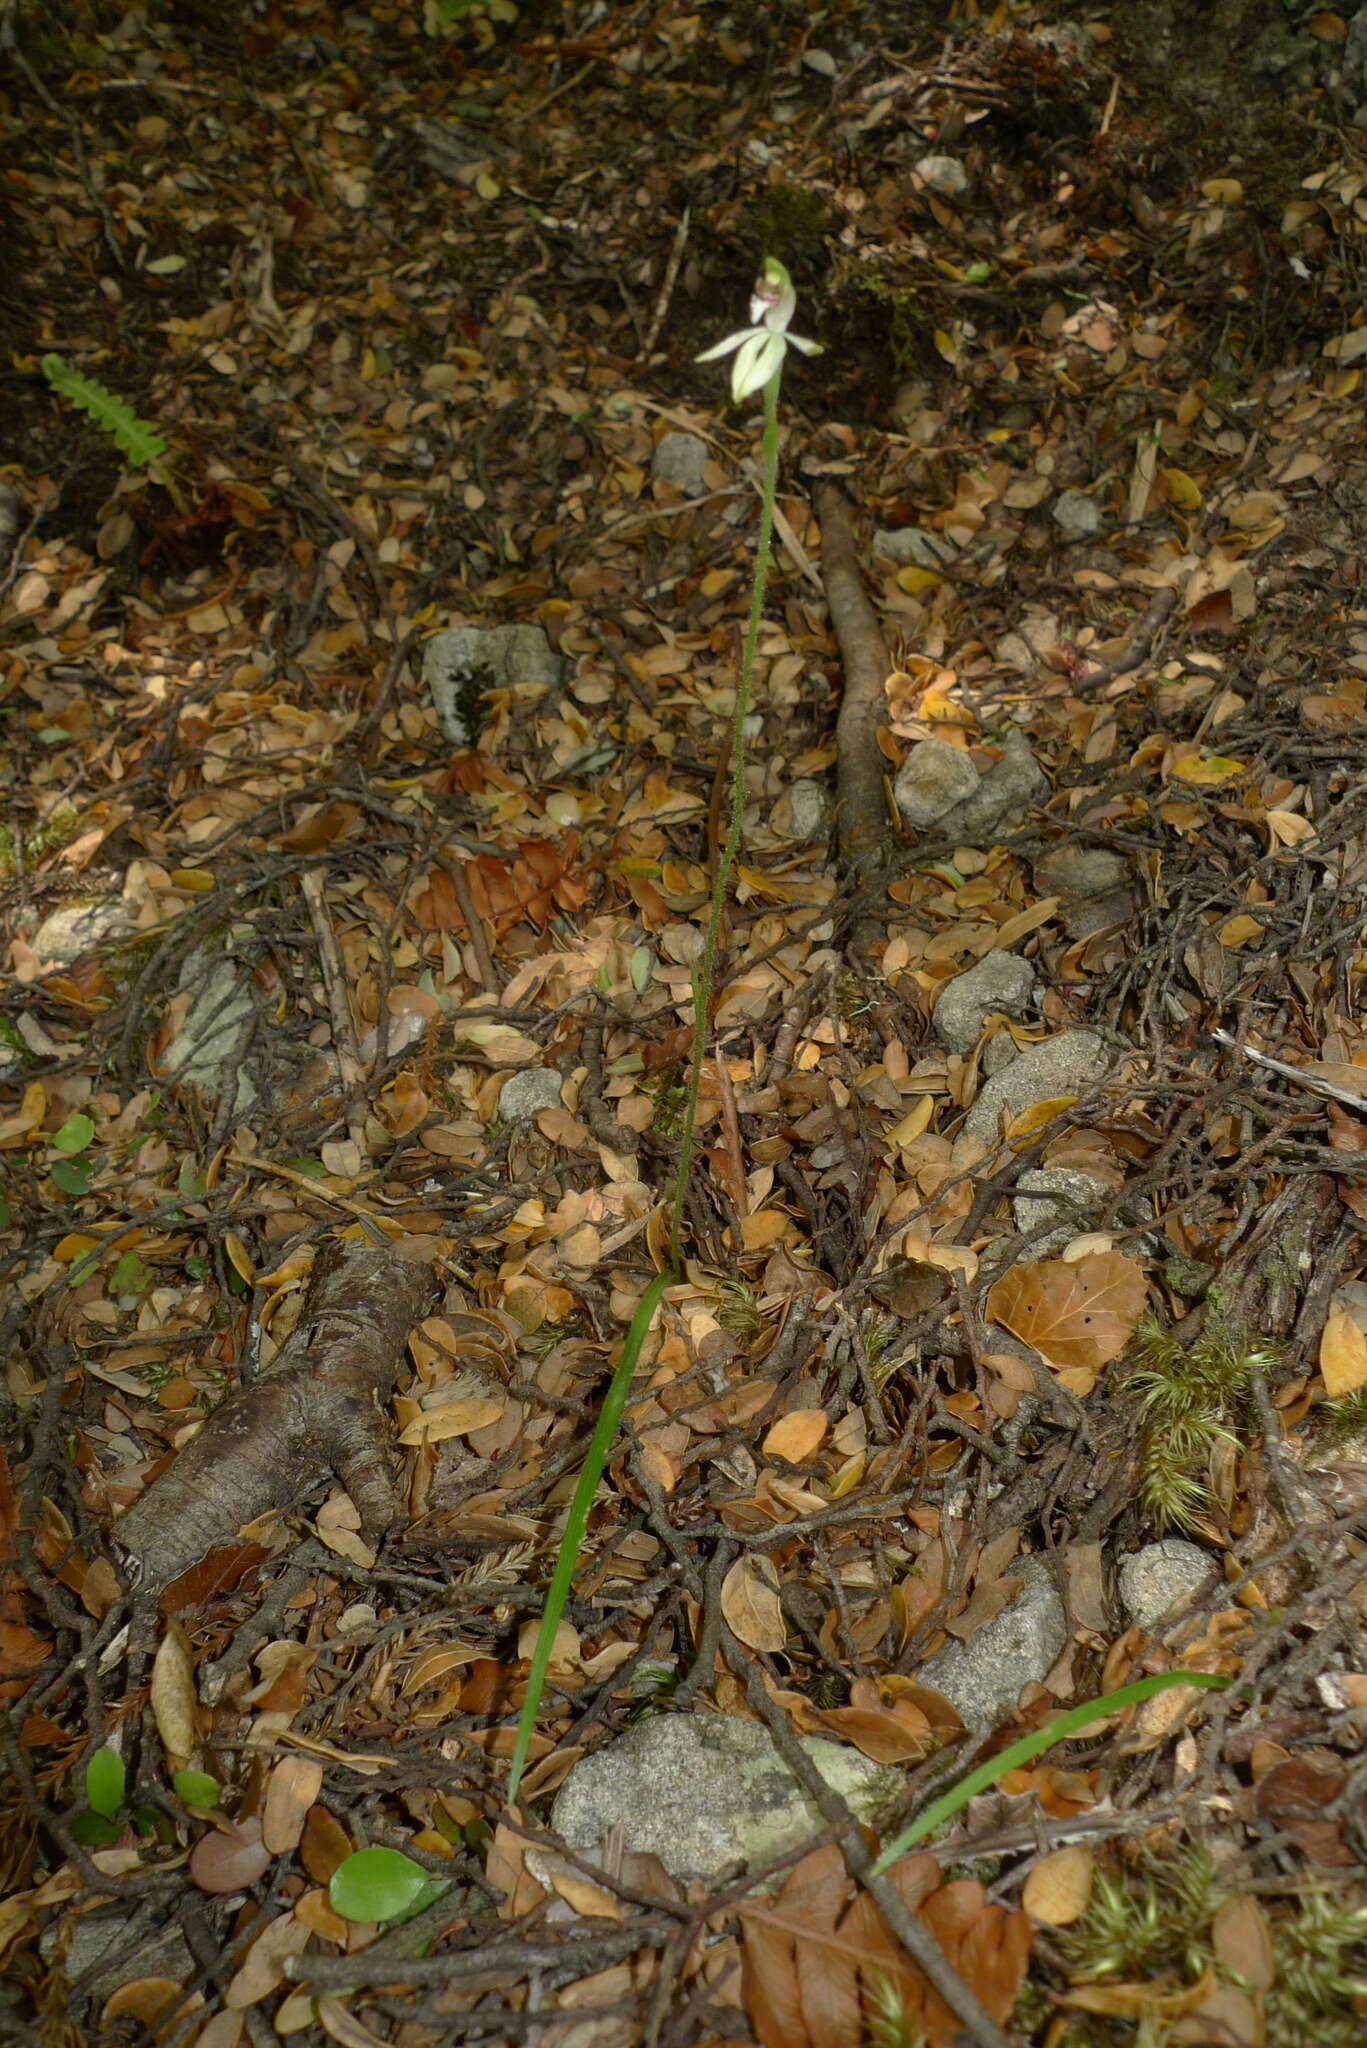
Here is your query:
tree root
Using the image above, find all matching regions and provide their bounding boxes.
[110,1239,440,1597]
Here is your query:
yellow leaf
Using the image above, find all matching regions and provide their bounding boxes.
[1200,178,1243,204]
[1002,1096,1079,1144]
[1022,1844,1094,1926]
[53,1233,103,1263]
[895,565,943,594]
[888,1095,934,1146]
[1170,754,1246,785]
[1217,914,1263,947]
[1161,466,1203,510]
[1320,1306,1367,1396]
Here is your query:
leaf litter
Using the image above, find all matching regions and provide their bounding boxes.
[2,2,1367,2044]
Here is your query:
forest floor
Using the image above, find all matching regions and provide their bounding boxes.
[3,2,1367,2044]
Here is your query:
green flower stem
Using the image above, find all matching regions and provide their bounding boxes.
[505,1268,672,1803]
[668,367,781,1269]
[507,362,785,1806]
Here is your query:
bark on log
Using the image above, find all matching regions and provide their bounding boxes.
[111,1239,440,1596]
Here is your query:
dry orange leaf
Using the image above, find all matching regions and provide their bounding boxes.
[762,1409,828,1462]
[1320,1305,1367,1396]
[986,1251,1146,1387]
[1021,1843,1093,1926]
[720,1553,786,1653]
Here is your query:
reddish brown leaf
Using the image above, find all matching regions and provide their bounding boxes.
[986,1252,1147,1387]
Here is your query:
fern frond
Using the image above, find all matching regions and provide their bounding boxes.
[40,355,167,467]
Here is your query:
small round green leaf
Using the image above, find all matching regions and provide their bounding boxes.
[53,1113,95,1155]
[85,1744,126,1818]
[329,1847,433,1924]
[50,1159,91,1196]
[173,1770,221,1811]
[71,1808,122,1847]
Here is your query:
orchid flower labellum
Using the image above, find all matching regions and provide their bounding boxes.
[695,257,822,402]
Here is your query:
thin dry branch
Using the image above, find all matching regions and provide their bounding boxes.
[110,1240,439,1596]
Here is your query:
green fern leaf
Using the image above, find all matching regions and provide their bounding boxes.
[40,356,167,468]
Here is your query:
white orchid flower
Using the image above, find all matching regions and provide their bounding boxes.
[696,256,822,401]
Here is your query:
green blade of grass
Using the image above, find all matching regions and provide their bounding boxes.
[505,1266,672,1803]
[872,1669,1231,1873]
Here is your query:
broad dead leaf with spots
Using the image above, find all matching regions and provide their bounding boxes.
[986,1251,1147,1393]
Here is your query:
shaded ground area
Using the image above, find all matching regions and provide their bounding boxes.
[3,1,1367,2043]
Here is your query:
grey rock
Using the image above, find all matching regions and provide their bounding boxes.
[933,951,1037,1054]
[964,1029,1110,1144]
[894,737,981,828]
[425,624,564,748]
[1119,1541,1214,1631]
[915,154,969,198]
[552,1712,901,1884]
[42,1902,193,1995]
[498,1068,563,1122]
[1037,845,1129,902]
[31,895,138,966]
[774,778,829,841]
[162,943,259,1112]
[871,527,954,568]
[1037,845,1133,939]
[1013,1165,1114,1256]
[652,431,710,497]
[1053,489,1105,538]
[935,728,1049,842]
[920,1558,1067,1734]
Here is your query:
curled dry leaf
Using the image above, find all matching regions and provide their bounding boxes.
[150,1620,198,1770]
[986,1250,1147,1392]
[720,1553,786,1653]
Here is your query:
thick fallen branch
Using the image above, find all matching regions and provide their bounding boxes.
[111,1239,439,1597]
[815,480,894,881]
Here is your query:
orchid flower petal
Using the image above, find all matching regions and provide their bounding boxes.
[730,329,784,400]
[695,331,747,363]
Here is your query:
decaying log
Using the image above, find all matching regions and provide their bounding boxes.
[111,1239,440,1596]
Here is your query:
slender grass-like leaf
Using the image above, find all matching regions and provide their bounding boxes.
[506,1267,671,1802]
[872,1670,1231,1873]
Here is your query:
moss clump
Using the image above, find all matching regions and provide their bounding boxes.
[1124,1303,1274,1532]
